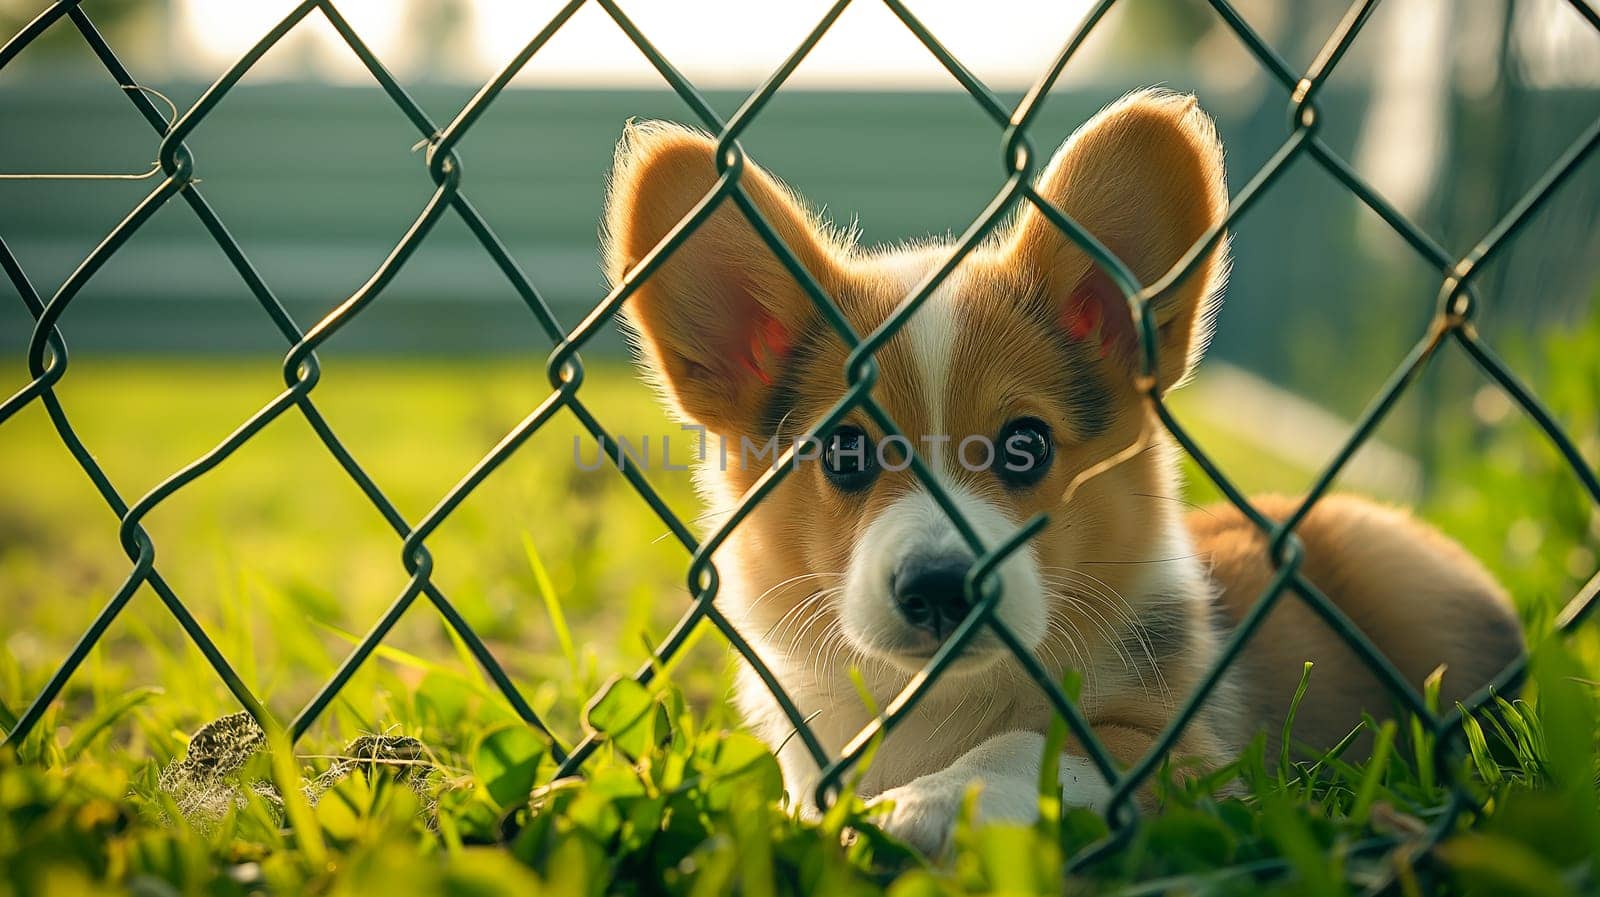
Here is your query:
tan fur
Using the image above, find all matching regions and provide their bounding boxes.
[602,89,1524,852]
[1192,494,1522,757]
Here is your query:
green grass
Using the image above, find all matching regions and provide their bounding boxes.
[1,342,1597,896]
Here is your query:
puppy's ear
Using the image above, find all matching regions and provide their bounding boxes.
[604,122,841,436]
[1008,89,1228,392]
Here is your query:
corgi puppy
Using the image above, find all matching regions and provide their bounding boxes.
[602,90,1523,854]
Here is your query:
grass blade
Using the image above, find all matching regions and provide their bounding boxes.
[266,726,326,867]
[1350,720,1397,828]
[63,686,163,759]
[1280,661,1314,786]
[524,533,577,671]
[1036,670,1080,826]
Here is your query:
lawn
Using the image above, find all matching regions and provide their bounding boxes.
[1,346,1596,897]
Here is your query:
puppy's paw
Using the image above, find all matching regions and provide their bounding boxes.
[869,775,1038,857]
[870,779,964,856]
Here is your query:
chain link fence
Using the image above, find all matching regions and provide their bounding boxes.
[3,0,1600,887]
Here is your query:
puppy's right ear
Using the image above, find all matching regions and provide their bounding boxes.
[604,123,841,437]
[1007,90,1228,393]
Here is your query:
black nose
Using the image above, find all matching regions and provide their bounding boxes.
[892,557,974,639]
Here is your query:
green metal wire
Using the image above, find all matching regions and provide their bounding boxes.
[3,0,1598,891]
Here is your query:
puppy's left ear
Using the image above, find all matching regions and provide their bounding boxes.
[1008,89,1229,392]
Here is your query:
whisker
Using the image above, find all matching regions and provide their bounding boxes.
[746,571,845,617]
[1042,575,1168,700]
[1067,574,1167,690]
[1130,491,1214,516]
[762,586,845,645]
[1040,618,1097,696]
[1075,554,1202,567]
[925,685,972,744]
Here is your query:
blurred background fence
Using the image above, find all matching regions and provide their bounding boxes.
[2,81,1597,362]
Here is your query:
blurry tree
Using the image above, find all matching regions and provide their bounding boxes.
[1098,0,1216,55]
[0,0,163,69]
[1089,0,1351,71]
[399,0,472,81]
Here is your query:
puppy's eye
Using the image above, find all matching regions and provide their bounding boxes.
[997,418,1053,487]
[822,425,878,492]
